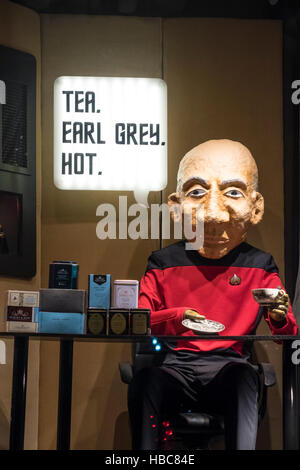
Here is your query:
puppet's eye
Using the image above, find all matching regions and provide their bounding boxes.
[225,189,244,198]
[186,188,206,198]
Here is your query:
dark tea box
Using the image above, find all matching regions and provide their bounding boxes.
[6,306,39,322]
[49,261,79,289]
[130,308,151,335]
[86,308,107,336]
[39,288,86,313]
[108,308,129,335]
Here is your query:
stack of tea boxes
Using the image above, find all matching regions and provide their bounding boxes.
[5,261,150,336]
[6,290,40,332]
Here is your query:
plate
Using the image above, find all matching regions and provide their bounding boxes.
[182,318,225,335]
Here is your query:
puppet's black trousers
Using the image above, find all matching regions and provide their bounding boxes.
[128,363,259,450]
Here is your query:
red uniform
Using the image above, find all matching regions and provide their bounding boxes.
[139,240,298,355]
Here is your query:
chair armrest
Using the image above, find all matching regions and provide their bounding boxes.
[119,362,133,384]
[259,363,276,387]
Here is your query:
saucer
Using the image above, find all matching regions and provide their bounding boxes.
[182,318,225,335]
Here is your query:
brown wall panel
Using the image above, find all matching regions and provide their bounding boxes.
[164,17,284,449]
[40,14,162,450]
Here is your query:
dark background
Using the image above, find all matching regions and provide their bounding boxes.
[7,0,295,18]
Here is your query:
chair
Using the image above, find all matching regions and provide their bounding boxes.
[119,340,276,450]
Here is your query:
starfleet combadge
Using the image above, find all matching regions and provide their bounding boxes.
[230,274,241,285]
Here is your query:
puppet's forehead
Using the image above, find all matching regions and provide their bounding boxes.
[178,140,258,191]
[181,157,255,187]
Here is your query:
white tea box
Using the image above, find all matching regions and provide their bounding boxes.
[7,290,39,308]
[6,321,38,333]
[23,292,40,307]
[113,280,139,309]
[7,291,21,306]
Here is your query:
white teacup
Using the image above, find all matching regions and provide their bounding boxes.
[252,288,285,306]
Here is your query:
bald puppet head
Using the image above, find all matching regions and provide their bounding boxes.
[168,139,264,259]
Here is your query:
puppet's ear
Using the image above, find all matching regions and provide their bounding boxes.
[251,192,264,225]
[168,192,181,223]
[168,192,180,205]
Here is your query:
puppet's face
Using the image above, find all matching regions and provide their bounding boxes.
[168,140,264,259]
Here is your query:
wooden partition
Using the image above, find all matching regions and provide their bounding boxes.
[0,0,41,450]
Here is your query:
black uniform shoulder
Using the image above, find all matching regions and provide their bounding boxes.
[146,240,187,271]
[236,242,279,272]
[145,240,279,272]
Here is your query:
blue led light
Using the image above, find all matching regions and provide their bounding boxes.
[152,338,158,345]
[155,344,161,351]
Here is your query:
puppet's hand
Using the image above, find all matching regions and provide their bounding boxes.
[268,289,289,323]
[183,309,206,322]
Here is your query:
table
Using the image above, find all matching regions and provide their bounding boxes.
[1,333,299,451]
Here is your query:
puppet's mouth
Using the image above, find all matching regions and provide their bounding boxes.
[204,234,229,245]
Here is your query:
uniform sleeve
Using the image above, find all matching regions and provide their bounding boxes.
[138,253,191,336]
[263,255,299,335]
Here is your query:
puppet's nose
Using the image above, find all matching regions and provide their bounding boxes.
[204,194,230,223]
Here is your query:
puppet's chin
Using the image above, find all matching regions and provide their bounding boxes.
[198,244,232,259]
[197,235,246,259]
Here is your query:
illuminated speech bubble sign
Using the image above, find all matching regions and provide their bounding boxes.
[54,77,167,204]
